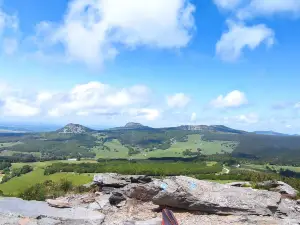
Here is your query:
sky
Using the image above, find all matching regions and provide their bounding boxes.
[0,0,300,133]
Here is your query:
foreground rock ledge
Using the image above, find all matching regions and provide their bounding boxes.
[0,173,299,225]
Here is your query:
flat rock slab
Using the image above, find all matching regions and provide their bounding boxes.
[0,197,105,222]
[152,176,281,216]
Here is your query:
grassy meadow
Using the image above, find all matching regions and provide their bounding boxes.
[132,134,237,159]
[0,168,93,196]
[242,164,300,173]
[93,139,130,158]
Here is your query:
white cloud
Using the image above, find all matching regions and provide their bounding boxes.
[0,7,19,55]
[2,38,18,55]
[42,82,151,118]
[127,108,160,121]
[167,93,191,108]
[234,113,259,124]
[34,0,195,66]
[0,80,157,120]
[36,92,53,103]
[210,90,248,108]
[238,0,300,19]
[190,112,197,122]
[286,124,292,128]
[213,0,244,10]
[224,113,259,124]
[294,102,300,108]
[1,97,40,117]
[216,21,274,61]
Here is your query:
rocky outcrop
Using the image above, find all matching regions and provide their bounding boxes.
[93,173,152,188]
[257,180,299,198]
[152,176,281,216]
[0,174,300,225]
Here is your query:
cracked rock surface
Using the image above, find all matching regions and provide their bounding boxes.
[0,173,299,225]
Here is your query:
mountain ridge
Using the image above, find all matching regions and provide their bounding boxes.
[56,123,94,134]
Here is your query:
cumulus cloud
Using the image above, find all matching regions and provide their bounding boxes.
[34,0,196,66]
[190,112,197,122]
[2,38,18,55]
[0,82,39,117]
[127,108,160,121]
[0,81,161,121]
[216,21,274,61]
[213,0,300,19]
[213,0,244,10]
[166,93,190,108]
[224,113,259,124]
[210,90,248,108]
[1,97,40,117]
[41,82,152,118]
[237,0,300,19]
[0,7,19,55]
[294,102,300,109]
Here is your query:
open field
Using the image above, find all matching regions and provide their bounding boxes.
[0,142,23,148]
[0,168,93,196]
[0,150,41,157]
[242,164,300,173]
[11,159,98,169]
[132,134,237,159]
[93,139,129,158]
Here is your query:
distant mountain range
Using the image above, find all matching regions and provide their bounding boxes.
[0,122,297,136]
[254,131,291,136]
[56,122,246,134]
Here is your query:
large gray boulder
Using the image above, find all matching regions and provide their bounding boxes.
[123,183,161,201]
[93,173,129,188]
[0,197,105,223]
[275,198,300,221]
[93,173,152,189]
[152,176,281,216]
[257,180,298,198]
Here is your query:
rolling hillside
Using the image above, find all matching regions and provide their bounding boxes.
[0,122,300,164]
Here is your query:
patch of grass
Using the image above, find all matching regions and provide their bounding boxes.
[133,134,237,158]
[206,161,218,166]
[0,150,41,157]
[0,142,23,148]
[11,159,97,169]
[0,168,93,196]
[93,139,129,158]
[242,164,300,173]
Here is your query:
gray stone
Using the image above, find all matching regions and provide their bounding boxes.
[257,180,298,198]
[0,197,105,222]
[95,194,111,210]
[123,183,160,201]
[275,198,300,221]
[274,181,298,198]
[93,173,128,188]
[46,199,71,208]
[129,175,152,184]
[124,218,161,225]
[152,176,281,216]
[88,202,101,211]
[109,191,126,205]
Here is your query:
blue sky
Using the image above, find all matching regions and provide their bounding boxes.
[0,0,300,133]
